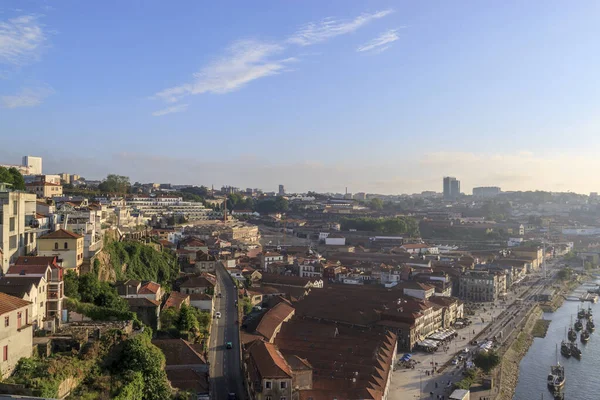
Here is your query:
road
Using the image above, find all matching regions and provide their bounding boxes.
[209,265,245,400]
[389,261,560,400]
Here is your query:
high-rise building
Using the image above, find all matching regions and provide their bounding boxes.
[278,184,285,196]
[22,156,42,175]
[443,177,460,200]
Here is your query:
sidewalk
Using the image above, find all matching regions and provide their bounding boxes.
[389,287,528,400]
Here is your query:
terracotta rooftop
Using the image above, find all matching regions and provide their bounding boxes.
[0,277,42,298]
[189,293,212,301]
[261,273,316,287]
[152,339,207,366]
[255,302,295,341]
[248,340,292,379]
[164,292,190,309]
[180,276,215,289]
[274,317,396,399]
[7,256,60,275]
[166,369,209,394]
[0,292,31,316]
[126,297,160,307]
[139,281,161,295]
[39,228,83,240]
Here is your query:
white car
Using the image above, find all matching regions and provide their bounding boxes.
[215,312,222,319]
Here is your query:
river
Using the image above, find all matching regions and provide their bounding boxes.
[513,283,600,400]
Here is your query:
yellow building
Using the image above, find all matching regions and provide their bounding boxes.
[511,246,543,270]
[25,182,63,198]
[37,229,84,273]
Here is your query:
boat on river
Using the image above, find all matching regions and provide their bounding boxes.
[568,327,577,341]
[560,340,571,357]
[587,318,595,332]
[548,345,566,392]
[569,342,582,359]
[581,329,590,343]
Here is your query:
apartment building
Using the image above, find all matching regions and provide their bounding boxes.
[37,229,84,273]
[0,190,38,273]
[25,181,63,198]
[0,293,33,379]
[6,256,64,322]
[458,270,507,302]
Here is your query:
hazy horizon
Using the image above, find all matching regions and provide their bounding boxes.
[3,1,600,194]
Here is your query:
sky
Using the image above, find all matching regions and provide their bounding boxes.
[2,1,600,194]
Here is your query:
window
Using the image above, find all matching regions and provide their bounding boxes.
[40,302,44,308]
[265,381,272,389]
[2,345,7,362]
[4,316,8,327]
[9,217,15,232]
[280,397,286,400]
[17,312,22,329]
[13,200,17,215]
[9,235,17,250]
[64,242,68,249]
[55,242,59,250]
[266,397,272,400]
[280,382,287,389]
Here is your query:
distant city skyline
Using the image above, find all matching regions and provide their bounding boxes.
[3,2,600,194]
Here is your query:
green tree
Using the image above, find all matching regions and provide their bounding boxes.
[116,333,171,400]
[79,273,102,303]
[98,174,131,194]
[241,297,253,315]
[160,307,179,330]
[64,270,80,299]
[369,198,384,210]
[557,268,573,281]
[274,196,289,212]
[0,166,25,190]
[8,167,25,190]
[177,304,198,332]
[474,350,500,373]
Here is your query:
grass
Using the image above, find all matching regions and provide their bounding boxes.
[532,319,551,338]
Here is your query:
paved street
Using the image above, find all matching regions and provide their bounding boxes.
[209,265,245,400]
[389,268,554,400]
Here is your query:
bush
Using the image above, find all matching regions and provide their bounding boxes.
[474,350,500,373]
[65,298,138,322]
[105,241,179,285]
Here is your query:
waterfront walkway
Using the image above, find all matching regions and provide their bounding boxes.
[388,284,533,400]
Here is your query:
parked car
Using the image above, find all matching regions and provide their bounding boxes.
[226,342,233,349]
[228,393,236,400]
[215,312,222,319]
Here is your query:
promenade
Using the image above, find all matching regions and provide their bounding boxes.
[389,284,532,400]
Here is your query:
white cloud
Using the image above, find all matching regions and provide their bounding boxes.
[1,85,54,108]
[0,15,46,66]
[152,103,189,117]
[357,29,400,53]
[287,9,393,46]
[154,40,291,103]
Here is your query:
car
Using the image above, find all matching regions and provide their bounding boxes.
[228,393,237,400]
[451,359,458,365]
[215,312,222,318]
[226,342,233,349]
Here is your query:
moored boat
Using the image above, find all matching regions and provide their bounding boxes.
[560,340,571,357]
[569,342,582,359]
[575,320,583,331]
[581,329,590,343]
[548,345,566,392]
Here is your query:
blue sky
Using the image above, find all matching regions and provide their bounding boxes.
[2,1,600,194]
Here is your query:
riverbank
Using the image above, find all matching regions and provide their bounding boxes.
[495,305,542,400]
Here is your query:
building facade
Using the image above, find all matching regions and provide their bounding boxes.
[37,229,84,273]
[0,190,38,272]
[0,293,33,379]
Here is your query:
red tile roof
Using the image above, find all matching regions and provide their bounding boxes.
[39,228,83,239]
[164,292,190,309]
[248,340,292,379]
[255,302,295,341]
[139,281,161,294]
[152,339,207,366]
[0,292,31,316]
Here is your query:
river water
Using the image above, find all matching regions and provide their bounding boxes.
[513,284,600,400]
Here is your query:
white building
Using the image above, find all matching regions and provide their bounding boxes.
[127,195,220,220]
[0,293,33,379]
[22,156,42,175]
[325,234,346,246]
[0,190,38,273]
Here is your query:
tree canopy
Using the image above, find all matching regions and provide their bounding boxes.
[0,166,25,190]
[340,216,420,236]
[256,196,289,213]
[98,174,131,194]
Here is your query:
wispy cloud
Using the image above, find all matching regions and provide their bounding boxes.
[287,9,393,46]
[154,40,292,103]
[0,15,46,66]
[357,29,400,53]
[1,85,54,108]
[152,103,189,117]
